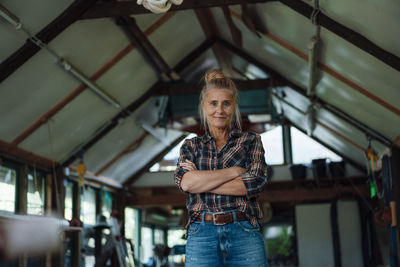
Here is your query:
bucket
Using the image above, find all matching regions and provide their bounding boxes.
[289,164,307,180]
[329,161,346,177]
[312,158,327,179]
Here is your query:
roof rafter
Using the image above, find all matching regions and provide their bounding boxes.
[62,37,216,167]
[229,9,400,117]
[81,0,274,19]
[0,139,56,170]
[123,134,187,186]
[0,0,99,85]
[11,13,176,147]
[116,16,176,81]
[194,8,239,78]
[95,133,148,176]
[278,0,400,72]
[216,37,392,147]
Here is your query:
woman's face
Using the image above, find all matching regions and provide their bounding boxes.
[202,88,235,130]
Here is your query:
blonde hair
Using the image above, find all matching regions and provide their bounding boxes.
[199,69,242,131]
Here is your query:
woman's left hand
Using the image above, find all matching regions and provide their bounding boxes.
[180,159,197,171]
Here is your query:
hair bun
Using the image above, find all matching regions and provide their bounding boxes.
[205,69,225,83]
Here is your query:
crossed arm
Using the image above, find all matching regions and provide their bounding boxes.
[180,159,247,196]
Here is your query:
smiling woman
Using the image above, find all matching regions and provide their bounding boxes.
[174,69,269,267]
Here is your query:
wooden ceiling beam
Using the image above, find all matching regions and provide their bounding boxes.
[62,38,215,167]
[81,0,273,19]
[194,8,239,78]
[95,133,148,176]
[116,16,175,80]
[216,37,392,147]
[123,135,187,186]
[127,183,368,206]
[11,13,176,147]
[153,78,286,95]
[0,0,98,85]
[278,0,400,72]
[0,139,56,170]
[229,9,400,117]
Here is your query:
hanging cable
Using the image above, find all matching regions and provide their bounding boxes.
[137,0,183,14]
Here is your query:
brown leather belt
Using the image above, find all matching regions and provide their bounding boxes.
[195,212,247,225]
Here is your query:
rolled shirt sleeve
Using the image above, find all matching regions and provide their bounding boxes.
[174,139,196,192]
[241,134,268,198]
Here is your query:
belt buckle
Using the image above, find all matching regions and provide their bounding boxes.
[212,212,228,225]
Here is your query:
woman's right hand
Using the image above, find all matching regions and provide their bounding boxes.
[231,166,246,177]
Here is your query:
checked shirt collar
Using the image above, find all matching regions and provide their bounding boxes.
[201,128,242,143]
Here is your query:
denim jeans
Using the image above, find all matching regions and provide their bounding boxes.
[185,211,268,267]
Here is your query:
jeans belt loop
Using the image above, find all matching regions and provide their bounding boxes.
[201,212,206,225]
[232,210,237,223]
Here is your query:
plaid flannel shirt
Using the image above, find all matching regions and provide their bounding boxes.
[174,129,268,224]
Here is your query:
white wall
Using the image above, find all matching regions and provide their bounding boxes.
[296,201,363,267]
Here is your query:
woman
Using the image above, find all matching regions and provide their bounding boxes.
[174,69,269,267]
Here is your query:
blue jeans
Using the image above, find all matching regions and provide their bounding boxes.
[185,212,268,267]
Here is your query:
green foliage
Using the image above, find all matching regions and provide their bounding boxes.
[266,226,292,257]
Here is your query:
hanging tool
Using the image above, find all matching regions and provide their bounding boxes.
[364,136,383,199]
[76,160,86,193]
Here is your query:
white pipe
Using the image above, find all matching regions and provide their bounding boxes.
[0,3,121,109]
[0,4,21,29]
[59,59,121,108]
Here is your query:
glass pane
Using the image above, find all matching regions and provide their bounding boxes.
[64,180,74,220]
[27,170,45,215]
[150,133,197,172]
[80,187,96,225]
[261,125,284,165]
[167,229,186,248]
[101,190,113,219]
[141,227,153,264]
[0,165,16,212]
[154,229,164,245]
[124,207,137,243]
[291,127,342,164]
[167,229,186,265]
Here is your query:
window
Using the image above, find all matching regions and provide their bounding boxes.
[141,226,153,264]
[291,127,342,164]
[64,180,74,220]
[27,169,45,215]
[80,186,96,225]
[154,228,164,245]
[260,125,284,165]
[0,165,16,212]
[124,207,137,243]
[167,229,186,264]
[150,133,197,172]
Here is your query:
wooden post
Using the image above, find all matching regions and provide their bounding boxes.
[45,173,53,267]
[16,164,27,267]
[71,182,81,267]
[282,123,293,164]
[391,146,400,264]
